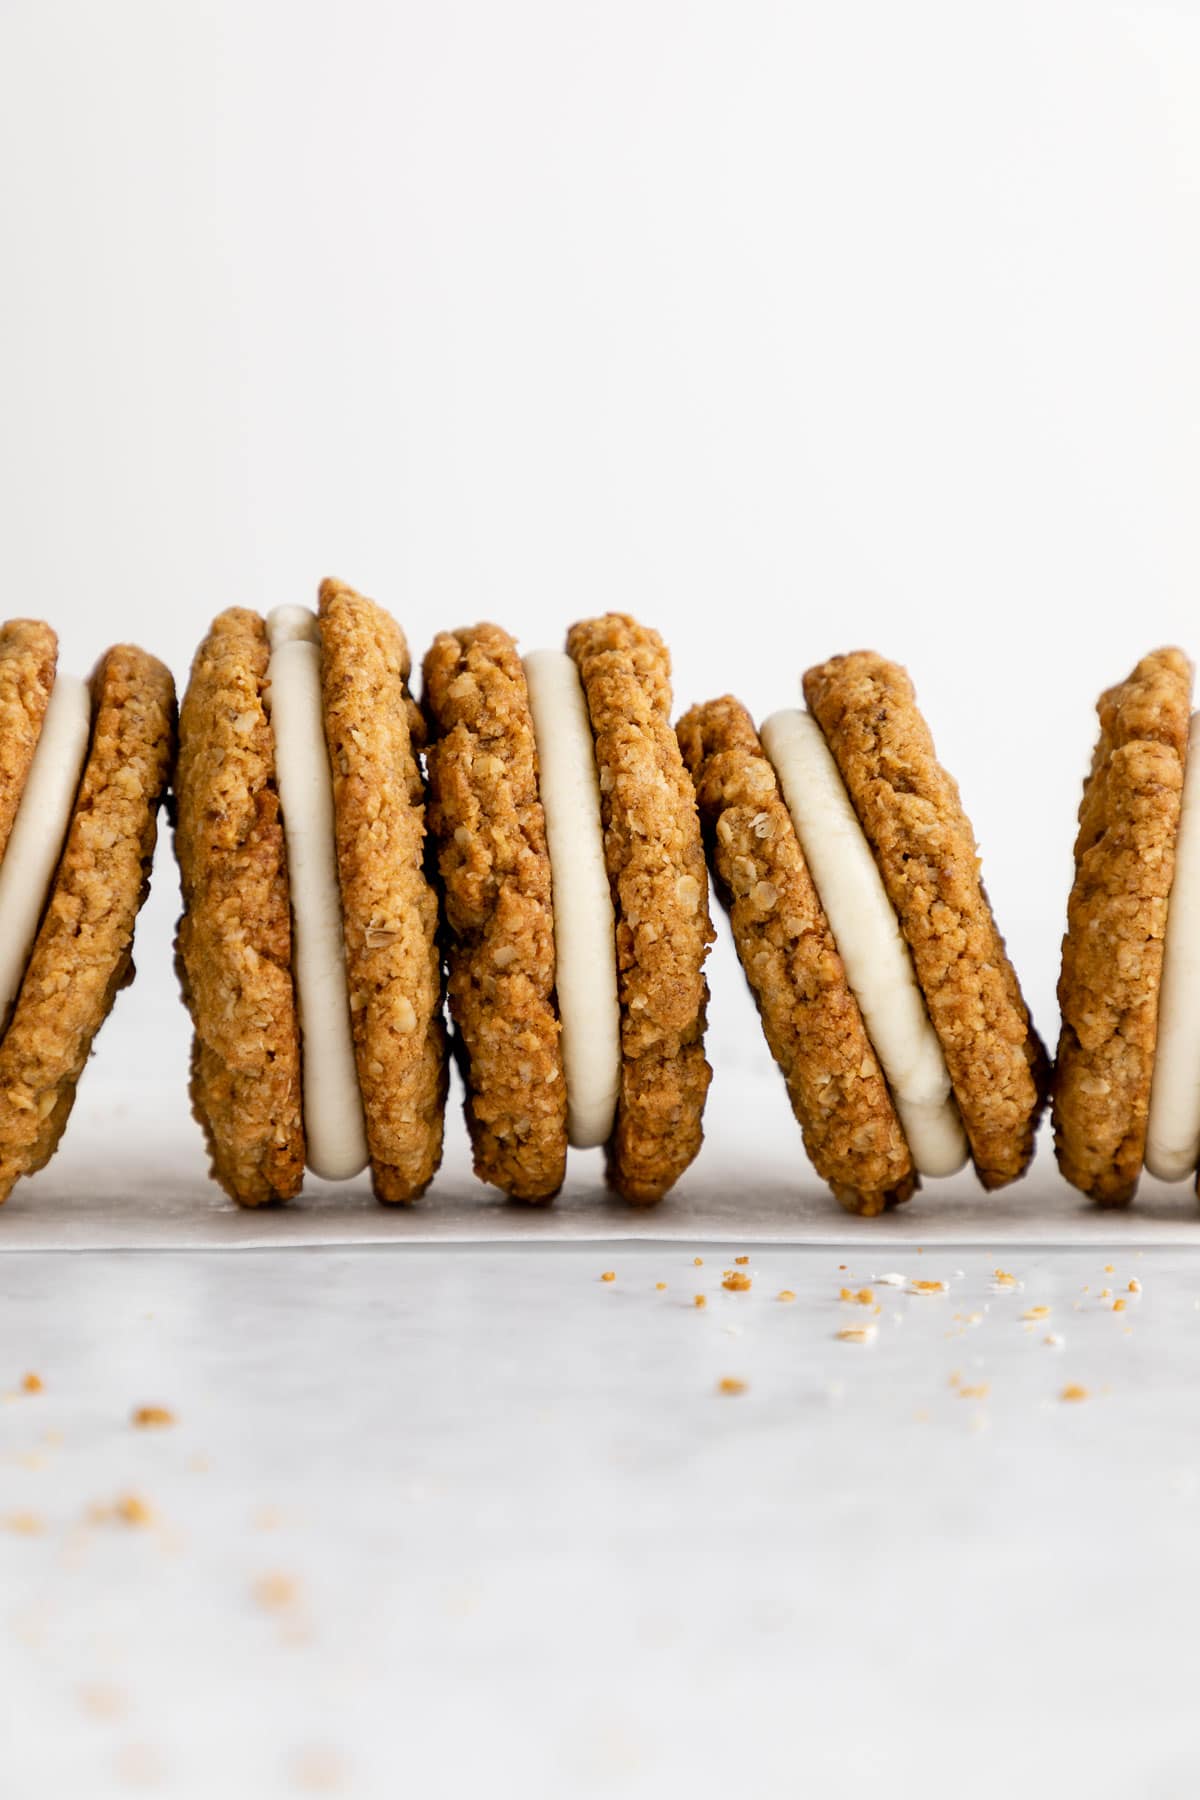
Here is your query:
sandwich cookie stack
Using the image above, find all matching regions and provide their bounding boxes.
[0,619,174,1202]
[175,580,445,1206]
[422,613,714,1202]
[679,653,1047,1214]
[1054,647,1200,1203]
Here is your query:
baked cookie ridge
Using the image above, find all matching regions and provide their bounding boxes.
[803,651,1048,1190]
[1053,646,1191,1203]
[175,608,305,1205]
[422,621,567,1200]
[567,613,714,1203]
[318,578,446,1202]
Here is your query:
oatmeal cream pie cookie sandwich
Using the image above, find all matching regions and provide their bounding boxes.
[175,579,446,1206]
[421,613,714,1203]
[678,654,1047,1215]
[1053,647,1200,1205]
[0,619,174,1204]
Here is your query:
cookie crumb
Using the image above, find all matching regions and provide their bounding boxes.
[992,1269,1018,1288]
[717,1377,746,1396]
[1129,1278,1141,1293]
[132,1406,176,1429]
[4,1511,43,1535]
[777,1290,797,1303]
[836,1325,877,1344]
[1113,1298,1127,1313]
[693,1294,707,1309]
[1060,1383,1089,1403]
[253,1571,299,1611]
[958,1383,990,1400]
[734,1255,749,1265]
[20,1372,42,1394]
[693,1257,703,1267]
[599,1271,615,1283]
[1022,1306,1050,1320]
[908,1279,947,1295]
[722,1270,752,1292]
[654,1282,667,1292]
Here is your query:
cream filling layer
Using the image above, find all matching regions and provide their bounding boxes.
[0,674,91,1037]
[760,708,968,1179]
[523,649,621,1149]
[266,606,368,1182]
[1146,711,1200,1181]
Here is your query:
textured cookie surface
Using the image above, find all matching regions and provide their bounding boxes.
[423,623,567,1200]
[0,620,58,867]
[0,645,175,1203]
[679,696,916,1215]
[567,614,714,1202]
[318,579,446,1202]
[1052,648,1191,1203]
[804,652,1048,1190]
[176,609,305,1205]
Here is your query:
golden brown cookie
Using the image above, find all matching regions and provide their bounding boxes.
[175,609,305,1206]
[678,696,916,1215]
[803,652,1048,1190]
[317,578,446,1203]
[0,644,175,1204]
[422,624,567,1200]
[1052,647,1191,1204]
[567,614,714,1202]
[0,620,57,868]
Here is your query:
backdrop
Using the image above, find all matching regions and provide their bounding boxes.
[1,0,1196,1142]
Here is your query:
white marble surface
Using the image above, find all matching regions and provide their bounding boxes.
[4,1241,1200,1798]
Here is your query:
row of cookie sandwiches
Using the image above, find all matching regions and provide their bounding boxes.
[0,592,1185,1215]
[172,585,1041,1213]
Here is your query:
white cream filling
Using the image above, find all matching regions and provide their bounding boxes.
[265,606,368,1182]
[0,674,91,1036]
[760,708,968,1179]
[523,649,621,1148]
[1146,711,1200,1181]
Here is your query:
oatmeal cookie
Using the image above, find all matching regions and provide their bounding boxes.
[0,620,57,867]
[422,623,567,1200]
[1052,647,1191,1203]
[567,614,714,1202]
[678,695,916,1215]
[175,609,305,1206]
[318,580,446,1202]
[803,652,1048,1189]
[0,644,175,1203]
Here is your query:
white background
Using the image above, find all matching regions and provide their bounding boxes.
[4,0,1200,1118]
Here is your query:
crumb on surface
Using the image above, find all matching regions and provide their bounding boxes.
[958,1383,990,1400]
[693,1257,703,1266]
[1129,1278,1141,1293]
[836,1325,876,1344]
[734,1255,749,1265]
[21,1373,42,1394]
[722,1270,752,1292]
[600,1271,615,1283]
[993,1269,1018,1287]
[1060,1383,1089,1403]
[909,1279,947,1295]
[693,1294,707,1309]
[654,1282,666,1292]
[777,1290,796,1303]
[1113,1298,1127,1312]
[4,1511,43,1535]
[132,1406,176,1429]
[1022,1306,1050,1320]
[253,1571,299,1611]
[839,1286,875,1306]
[717,1377,746,1396]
